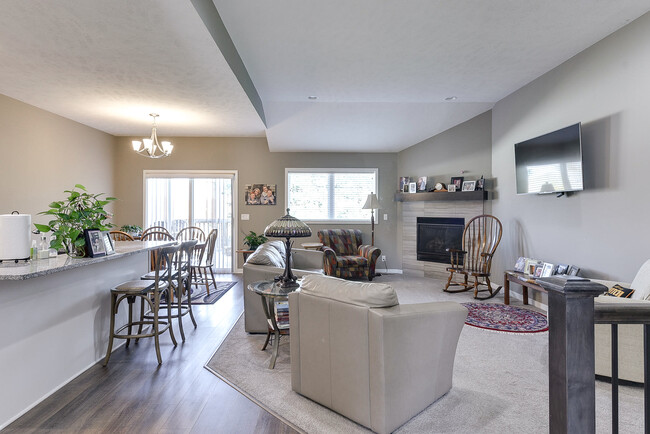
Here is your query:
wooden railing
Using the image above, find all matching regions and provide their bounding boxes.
[538,277,650,434]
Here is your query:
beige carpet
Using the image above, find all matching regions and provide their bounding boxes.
[205,275,644,433]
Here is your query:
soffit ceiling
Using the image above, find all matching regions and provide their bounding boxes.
[0,1,648,152]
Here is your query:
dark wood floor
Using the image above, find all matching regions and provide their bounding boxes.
[5,275,297,434]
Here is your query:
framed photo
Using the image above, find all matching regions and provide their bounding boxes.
[540,262,554,278]
[408,182,417,193]
[462,180,476,192]
[476,177,485,191]
[514,256,527,272]
[417,176,427,191]
[448,184,457,192]
[567,265,580,276]
[102,231,115,256]
[555,264,568,275]
[403,184,409,193]
[245,184,276,205]
[84,229,106,258]
[534,266,543,278]
[450,177,464,191]
[525,258,542,276]
[399,177,410,192]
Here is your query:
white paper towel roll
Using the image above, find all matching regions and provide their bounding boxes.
[0,213,32,261]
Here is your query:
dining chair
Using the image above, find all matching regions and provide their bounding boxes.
[176,226,206,243]
[191,229,218,296]
[141,226,171,239]
[109,230,135,242]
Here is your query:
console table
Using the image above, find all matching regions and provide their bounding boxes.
[503,270,548,305]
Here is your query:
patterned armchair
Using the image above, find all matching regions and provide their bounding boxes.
[317,229,381,281]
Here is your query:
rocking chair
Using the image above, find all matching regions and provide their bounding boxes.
[444,214,503,300]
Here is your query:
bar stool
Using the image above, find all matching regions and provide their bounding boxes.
[140,240,198,342]
[103,243,180,366]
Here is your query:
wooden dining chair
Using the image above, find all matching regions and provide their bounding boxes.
[109,230,135,242]
[141,226,171,239]
[444,214,503,300]
[141,230,174,242]
[191,229,218,296]
[176,226,206,242]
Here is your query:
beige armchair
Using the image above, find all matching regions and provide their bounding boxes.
[289,275,467,434]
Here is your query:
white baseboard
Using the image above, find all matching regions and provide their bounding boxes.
[379,269,403,274]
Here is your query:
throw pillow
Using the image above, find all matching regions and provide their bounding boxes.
[245,243,285,268]
[629,259,650,300]
[300,274,399,308]
[605,284,635,298]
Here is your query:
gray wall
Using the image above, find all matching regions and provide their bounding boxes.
[492,12,650,289]
[0,94,115,227]
[114,137,398,269]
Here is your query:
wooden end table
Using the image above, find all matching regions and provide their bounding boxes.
[248,280,300,369]
[301,242,323,250]
[503,270,548,305]
[237,249,255,262]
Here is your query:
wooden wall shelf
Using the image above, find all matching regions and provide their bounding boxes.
[394,190,489,202]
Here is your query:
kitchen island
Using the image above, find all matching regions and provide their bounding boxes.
[0,241,173,429]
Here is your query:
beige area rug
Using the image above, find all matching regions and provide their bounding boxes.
[205,275,644,433]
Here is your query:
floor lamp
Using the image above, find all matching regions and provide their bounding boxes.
[362,193,380,246]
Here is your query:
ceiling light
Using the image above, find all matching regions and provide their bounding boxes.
[307,96,318,100]
[445,96,458,101]
[131,114,173,159]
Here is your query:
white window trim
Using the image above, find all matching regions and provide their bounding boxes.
[284,167,379,224]
[142,169,238,271]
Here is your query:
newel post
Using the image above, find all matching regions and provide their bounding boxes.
[537,277,607,434]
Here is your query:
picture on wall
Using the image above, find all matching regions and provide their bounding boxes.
[399,177,410,192]
[450,177,464,191]
[245,184,276,205]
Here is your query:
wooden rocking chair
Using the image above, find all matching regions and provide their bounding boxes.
[444,214,503,300]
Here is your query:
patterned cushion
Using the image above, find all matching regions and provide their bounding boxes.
[336,255,368,269]
[605,284,635,298]
[318,229,363,256]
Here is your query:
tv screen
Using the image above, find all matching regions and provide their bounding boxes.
[514,123,583,195]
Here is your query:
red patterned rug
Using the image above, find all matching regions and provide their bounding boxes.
[461,303,548,333]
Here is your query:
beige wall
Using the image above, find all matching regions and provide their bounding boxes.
[113,136,398,269]
[0,94,115,228]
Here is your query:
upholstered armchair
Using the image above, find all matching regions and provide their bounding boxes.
[289,275,467,434]
[317,229,381,280]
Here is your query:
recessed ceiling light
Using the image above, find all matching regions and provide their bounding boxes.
[308,96,318,100]
[445,96,458,101]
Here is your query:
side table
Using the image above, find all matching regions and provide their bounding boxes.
[301,242,323,251]
[248,280,300,368]
[237,249,255,262]
[503,270,548,305]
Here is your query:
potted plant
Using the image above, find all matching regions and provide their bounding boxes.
[243,231,268,251]
[120,224,143,237]
[34,184,117,257]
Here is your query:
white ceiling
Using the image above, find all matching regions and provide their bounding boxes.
[0,1,648,152]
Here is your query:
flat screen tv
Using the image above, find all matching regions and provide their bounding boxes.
[514,123,584,195]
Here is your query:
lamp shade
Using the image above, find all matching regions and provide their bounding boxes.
[264,209,312,238]
[362,193,380,210]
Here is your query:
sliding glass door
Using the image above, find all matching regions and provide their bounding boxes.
[144,171,236,272]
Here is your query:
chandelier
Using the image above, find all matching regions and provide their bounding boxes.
[131,113,173,158]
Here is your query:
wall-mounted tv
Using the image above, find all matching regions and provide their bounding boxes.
[514,123,584,195]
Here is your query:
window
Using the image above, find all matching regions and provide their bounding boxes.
[286,168,378,222]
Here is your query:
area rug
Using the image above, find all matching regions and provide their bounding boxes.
[461,302,548,333]
[188,281,236,305]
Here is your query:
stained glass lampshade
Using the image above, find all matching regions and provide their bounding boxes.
[264,208,312,288]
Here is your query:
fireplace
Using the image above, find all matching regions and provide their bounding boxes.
[416,217,464,263]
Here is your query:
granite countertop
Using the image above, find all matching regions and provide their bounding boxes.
[0,240,175,281]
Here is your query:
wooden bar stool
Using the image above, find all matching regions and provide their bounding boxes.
[103,243,180,366]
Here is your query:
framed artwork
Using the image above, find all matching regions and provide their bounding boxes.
[514,257,527,272]
[567,265,580,276]
[534,266,543,278]
[102,231,115,256]
[84,229,106,258]
[540,262,554,277]
[555,264,568,275]
[450,177,464,191]
[417,176,427,191]
[462,180,476,192]
[408,182,417,193]
[245,184,276,205]
[476,177,485,191]
[448,184,457,192]
[399,177,410,192]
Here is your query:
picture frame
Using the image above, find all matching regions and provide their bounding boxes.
[555,264,569,275]
[567,265,580,276]
[540,262,554,278]
[399,177,410,192]
[417,176,427,191]
[245,184,276,205]
[450,177,464,191]
[514,256,527,272]
[448,184,457,192]
[403,184,409,193]
[102,231,115,256]
[408,182,417,193]
[462,180,476,192]
[534,266,543,278]
[476,177,485,191]
[84,229,106,258]
[524,258,541,276]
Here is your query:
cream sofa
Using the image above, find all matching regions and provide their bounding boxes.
[243,242,323,333]
[289,274,467,434]
[593,259,650,383]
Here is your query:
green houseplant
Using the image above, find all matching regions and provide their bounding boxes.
[243,231,268,250]
[120,224,143,236]
[34,184,117,257]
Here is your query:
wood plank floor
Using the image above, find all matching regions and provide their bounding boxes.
[5,274,297,434]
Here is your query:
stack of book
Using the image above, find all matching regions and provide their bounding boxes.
[275,300,290,329]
